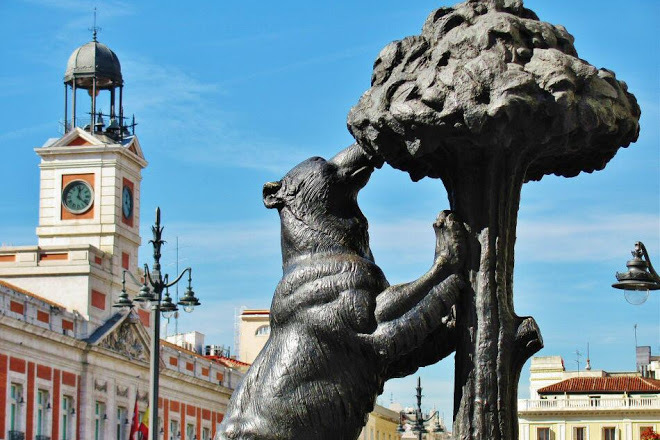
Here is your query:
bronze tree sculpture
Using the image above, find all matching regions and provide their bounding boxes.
[347,0,640,438]
[216,0,640,439]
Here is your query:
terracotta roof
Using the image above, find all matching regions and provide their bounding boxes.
[205,355,251,369]
[0,279,65,309]
[160,339,210,361]
[538,376,660,394]
[159,340,249,370]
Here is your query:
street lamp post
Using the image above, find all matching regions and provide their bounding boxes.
[396,377,444,440]
[612,241,660,305]
[114,208,201,440]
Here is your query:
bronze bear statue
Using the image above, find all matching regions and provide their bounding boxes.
[218,144,465,440]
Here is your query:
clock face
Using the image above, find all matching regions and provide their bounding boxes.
[122,186,134,219]
[62,180,94,214]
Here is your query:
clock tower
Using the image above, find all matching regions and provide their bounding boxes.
[0,35,147,325]
[36,34,147,277]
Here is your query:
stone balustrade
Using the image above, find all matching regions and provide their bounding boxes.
[518,397,660,412]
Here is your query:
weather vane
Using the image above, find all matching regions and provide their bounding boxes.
[89,7,101,42]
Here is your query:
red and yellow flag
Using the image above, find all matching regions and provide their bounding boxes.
[129,395,139,439]
[137,406,149,439]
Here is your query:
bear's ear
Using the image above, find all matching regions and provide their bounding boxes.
[263,181,284,209]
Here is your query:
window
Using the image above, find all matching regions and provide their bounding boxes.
[186,423,195,439]
[37,389,49,435]
[604,427,616,440]
[170,420,180,440]
[255,325,270,336]
[95,401,106,440]
[573,427,585,440]
[62,395,73,440]
[202,427,211,440]
[116,406,127,440]
[589,395,601,407]
[10,383,23,431]
[537,427,551,440]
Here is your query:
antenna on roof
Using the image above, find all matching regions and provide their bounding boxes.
[89,7,101,42]
[575,349,582,376]
[634,323,638,347]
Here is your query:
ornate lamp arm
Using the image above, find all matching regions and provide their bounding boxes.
[144,263,154,286]
[166,267,192,288]
[638,242,660,280]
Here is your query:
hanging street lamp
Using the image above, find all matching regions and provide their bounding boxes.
[612,241,660,305]
[113,207,201,440]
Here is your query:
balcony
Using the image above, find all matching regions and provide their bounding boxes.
[518,397,660,413]
[8,431,25,440]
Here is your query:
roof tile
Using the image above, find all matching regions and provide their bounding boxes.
[538,376,660,394]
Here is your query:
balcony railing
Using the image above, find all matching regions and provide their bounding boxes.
[518,397,660,412]
[36,435,51,440]
[8,431,26,440]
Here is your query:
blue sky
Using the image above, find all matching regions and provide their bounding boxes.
[1,0,658,424]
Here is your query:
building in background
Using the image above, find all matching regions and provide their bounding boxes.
[360,403,400,440]
[237,309,270,364]
[0,34,243,440]
[518,349,660,440]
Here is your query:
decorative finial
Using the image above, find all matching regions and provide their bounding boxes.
[585,343,591,371]
[89,7,101,42]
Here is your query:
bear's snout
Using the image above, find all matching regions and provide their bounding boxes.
[329,143,375,187]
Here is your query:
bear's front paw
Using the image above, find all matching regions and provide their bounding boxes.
[433,210,467,271]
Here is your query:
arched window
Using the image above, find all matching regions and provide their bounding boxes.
[255,325,270,336]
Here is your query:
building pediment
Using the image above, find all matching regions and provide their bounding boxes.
[88,311,150,363]
[47,127,104,148]
[124,136,146,161]
[36,127,147,164]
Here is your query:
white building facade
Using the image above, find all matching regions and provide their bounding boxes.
[518,355,660,440]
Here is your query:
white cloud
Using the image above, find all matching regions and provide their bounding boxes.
[0,122,55,143]
[367,211,659,273]
[142,219,280,264]
[145,210,658,282]
[516,213,659,262]
[19,0,136,49]
[217,44,373,88]
[119,56,311,174]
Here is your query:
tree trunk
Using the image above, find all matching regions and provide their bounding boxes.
[443,151,544,440]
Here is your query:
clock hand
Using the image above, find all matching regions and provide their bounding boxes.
[71,187,79,205]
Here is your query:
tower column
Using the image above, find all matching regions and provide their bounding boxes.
[110,89,116,120]
[91,77,97,134]
[72,82,76,128]
[64,84,68,133]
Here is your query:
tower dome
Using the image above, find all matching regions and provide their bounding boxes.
[64,39,122,89]
[62,34,131,139]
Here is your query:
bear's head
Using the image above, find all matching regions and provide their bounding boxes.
[263,144,379,267]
